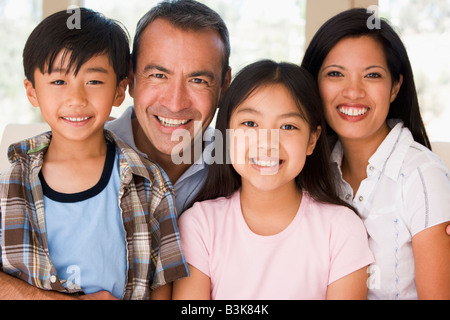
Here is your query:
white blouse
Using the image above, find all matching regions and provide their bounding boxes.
[331,120,450,300]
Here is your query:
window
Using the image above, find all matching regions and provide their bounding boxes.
[7,1,447,143]
[0,0,42,134]
[0,0,306,131]
[84,0,306,118]
[379,0,450,142]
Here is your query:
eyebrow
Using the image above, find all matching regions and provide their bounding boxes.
[85,67,109,74]
[50,66,109,74]
[236,107,303,119]
[278,112,304,119]
[143,64,215,81]
[143,64,170,74]
[190,70,215,82]
[235,107,260,115]
[321,64,388,72]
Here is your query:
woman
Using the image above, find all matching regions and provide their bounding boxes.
[302,8,450,300]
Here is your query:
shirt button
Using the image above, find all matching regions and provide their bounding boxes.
[359,196,364,202]
[345,194,351,200]
[50,275,57,283]
[369,165,374,171]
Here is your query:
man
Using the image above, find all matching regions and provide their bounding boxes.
[106,0,231,215]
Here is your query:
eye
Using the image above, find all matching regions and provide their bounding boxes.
[327,71,343,77]
[242,121,257,127]
[281,124,297,130]
[51,80,66,85]
[366,72,382,79]
[191,78,208,85]
[150,73,166,79]
[87,80,104,85]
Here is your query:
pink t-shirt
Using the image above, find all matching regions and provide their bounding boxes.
[178,190,374,300]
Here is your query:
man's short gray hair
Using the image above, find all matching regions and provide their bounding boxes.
[131,0,230,83]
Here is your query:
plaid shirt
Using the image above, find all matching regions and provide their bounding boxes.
[0,130,188,299]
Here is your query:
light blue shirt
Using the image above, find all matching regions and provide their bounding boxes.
[106,106,212,215]
[42,143,127,299]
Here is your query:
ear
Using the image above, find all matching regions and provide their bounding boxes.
[113,78,128,107]
[390,74,403,103]
[306,125,322,156]
[24,79,39,107]
[127,62,135,98]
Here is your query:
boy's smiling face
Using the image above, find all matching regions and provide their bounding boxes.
[24,50,127,144]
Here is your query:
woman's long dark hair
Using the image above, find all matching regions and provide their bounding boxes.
[191,60,356,212]
[301,8,431,149]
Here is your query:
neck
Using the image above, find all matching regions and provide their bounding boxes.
[240,181,302,236]
[132,118,191,183]
[46,130,107,162]
[338,122,390,194]
[41,130,108,194]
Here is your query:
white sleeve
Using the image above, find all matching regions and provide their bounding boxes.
[405,162,450,237]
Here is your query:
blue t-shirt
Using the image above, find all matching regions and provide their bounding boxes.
[40,142,127,299]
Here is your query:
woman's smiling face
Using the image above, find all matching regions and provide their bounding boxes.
[318,36,402,144]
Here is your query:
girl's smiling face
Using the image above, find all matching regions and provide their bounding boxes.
[318,36,402,145]
[228,83,320,193]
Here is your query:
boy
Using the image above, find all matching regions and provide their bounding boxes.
[0,8,188,300]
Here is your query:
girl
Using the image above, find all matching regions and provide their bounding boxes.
[302,9,450,299]
[172,60,374,300]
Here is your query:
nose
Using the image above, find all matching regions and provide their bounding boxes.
[257,129,280,158]
[159,78,190,113]
[342,77,366,100]
[66,83,87,108]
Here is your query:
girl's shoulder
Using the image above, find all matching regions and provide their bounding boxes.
[301,193,370,249]
[179,191,239,223]
[301,192,362,226]
[189,192,237,211]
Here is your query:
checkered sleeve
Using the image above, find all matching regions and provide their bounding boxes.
[149,187,189,290]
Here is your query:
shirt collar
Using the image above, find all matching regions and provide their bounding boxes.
[106,106,147,158]
[173,126,214,185]
[369,120,412,181]
[330,120,413,181]
[106,106,214,184]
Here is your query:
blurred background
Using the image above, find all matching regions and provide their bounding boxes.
[1,0,449,142]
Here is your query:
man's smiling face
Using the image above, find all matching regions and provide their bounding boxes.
[130,18,230,159]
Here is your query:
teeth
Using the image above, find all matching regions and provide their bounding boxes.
[338,106,369,116]
[157,116,189,127]
[251,158,279,167]
[63,116,90,122]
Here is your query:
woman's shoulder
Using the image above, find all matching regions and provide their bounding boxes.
[402,140,448,178]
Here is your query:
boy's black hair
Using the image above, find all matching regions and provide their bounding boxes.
[23,7,130,87]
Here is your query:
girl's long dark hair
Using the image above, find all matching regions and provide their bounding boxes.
[190,60,356,212]
[301,8,431,149]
